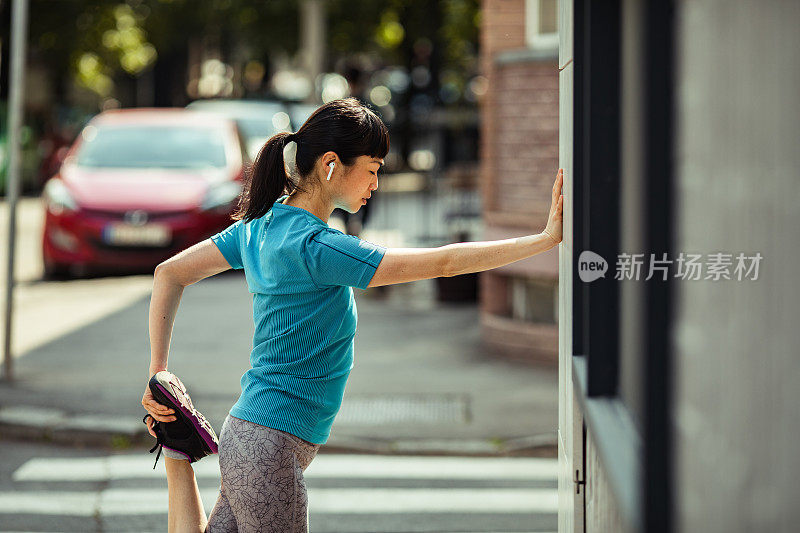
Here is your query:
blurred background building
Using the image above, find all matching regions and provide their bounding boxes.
[479,0,559,364]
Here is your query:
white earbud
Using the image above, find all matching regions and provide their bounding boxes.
[326,162,335,181]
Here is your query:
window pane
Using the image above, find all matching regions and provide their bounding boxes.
[539,0,558,34]
[510,276,557,324]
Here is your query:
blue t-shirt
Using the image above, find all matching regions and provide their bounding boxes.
[210,195,386,444]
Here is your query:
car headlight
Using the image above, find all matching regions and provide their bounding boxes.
[201,181,243,211]
[43,179,78,215]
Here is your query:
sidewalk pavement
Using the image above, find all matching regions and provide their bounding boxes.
[0,272,558,457]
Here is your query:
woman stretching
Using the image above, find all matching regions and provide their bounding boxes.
[141,97,563,532]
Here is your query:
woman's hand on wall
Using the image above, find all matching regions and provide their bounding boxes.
[543,168,564,248]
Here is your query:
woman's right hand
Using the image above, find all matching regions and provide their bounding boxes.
[543,168,564,247]
[141,383,176,438]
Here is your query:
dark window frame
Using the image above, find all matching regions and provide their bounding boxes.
[642,1,675,530]
[569,0,674,532]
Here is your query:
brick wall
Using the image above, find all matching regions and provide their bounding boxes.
[491,61,559,220]
[479,0,559,364]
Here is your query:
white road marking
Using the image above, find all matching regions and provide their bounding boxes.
[6,453,558,519]
[13,454,557,482]
[0,491,98,516]
[304,454,559,479]
[0,487,558,516]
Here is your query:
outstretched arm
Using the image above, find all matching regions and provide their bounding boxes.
[368,168,564,287]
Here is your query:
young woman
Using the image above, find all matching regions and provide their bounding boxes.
[141,97,563,532]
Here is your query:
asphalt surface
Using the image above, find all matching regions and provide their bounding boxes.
[0,272,558,454]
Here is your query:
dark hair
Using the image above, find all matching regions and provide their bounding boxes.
[233,98,389,221]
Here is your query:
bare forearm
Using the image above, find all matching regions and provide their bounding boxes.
[148,267,185,376]
[444,233,557,277]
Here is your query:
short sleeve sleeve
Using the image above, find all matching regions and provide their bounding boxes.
[210,220,244,270]
[305,228,387,289]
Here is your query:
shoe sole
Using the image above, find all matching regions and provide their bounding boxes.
[149,372,219,455]
[162,446,192,461]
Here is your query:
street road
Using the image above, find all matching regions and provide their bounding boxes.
[0,198,156,359]
[0,189,478,361]
[0,195,558,532]
[0,440,558,533]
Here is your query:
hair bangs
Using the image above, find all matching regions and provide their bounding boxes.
[360,109,390,159]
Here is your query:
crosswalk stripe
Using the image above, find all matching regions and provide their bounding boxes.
[0,491,97,516]
[305,455,558,479]
[12,454,558,482]
[307,487,558,514]
[0,487,558,516]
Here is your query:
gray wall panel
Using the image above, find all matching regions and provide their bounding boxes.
[673,1,800,531]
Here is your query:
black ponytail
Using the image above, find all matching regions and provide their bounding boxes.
[233,98,389,223]
[234,131,299,221]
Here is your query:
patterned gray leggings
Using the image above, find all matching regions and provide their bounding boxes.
[205,415,321,532]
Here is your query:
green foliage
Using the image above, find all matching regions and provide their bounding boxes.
[376,10,405,50]
[16,0,299,99]
[12,0,479,103]
[326,0,480,95]
[440,0,480,70]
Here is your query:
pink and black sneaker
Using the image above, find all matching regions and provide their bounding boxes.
[143,371,219,468]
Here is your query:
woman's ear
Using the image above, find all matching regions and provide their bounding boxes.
[321,151,339,168]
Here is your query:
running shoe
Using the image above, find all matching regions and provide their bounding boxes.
[144,371,219,468]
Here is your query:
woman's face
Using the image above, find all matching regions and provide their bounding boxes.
[337,155,383,213]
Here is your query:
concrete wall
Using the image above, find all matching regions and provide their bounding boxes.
[557,0,579,530]
[672,1,800,531]
[480,0,560,363]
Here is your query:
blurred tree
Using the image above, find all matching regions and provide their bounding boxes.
[324,0,478,168]
[142,0,298,105]
[326,0,479,102]
[1,0,478,108]
[1,0,300,106]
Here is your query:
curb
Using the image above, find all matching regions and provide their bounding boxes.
[322,434,557,457]
[0,405,558,457]
[0,406,150,450]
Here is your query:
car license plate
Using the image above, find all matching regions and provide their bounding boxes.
[103,223,171,246]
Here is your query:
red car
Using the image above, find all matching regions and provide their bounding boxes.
[42,108,248,277]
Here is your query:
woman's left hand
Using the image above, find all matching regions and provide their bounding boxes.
[543,168,564,247]
[141,383,176,437]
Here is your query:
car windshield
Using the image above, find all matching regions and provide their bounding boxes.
[75,125,227,169]
[235,118,276,140]
[289,104,319,130]
[187,101,288,141]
